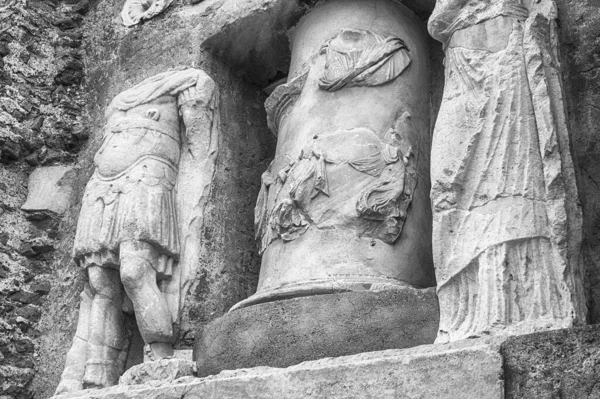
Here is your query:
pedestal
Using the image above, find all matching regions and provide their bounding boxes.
[195,288,438,377]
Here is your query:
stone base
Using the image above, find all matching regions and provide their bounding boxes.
[502,323,600,398]
[194,287,439,377]
[53,339,504,399]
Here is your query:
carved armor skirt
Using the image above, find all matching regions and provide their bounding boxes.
[73,157,180,276]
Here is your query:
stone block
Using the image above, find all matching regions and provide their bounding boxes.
[194,287,439,377]
[502,324,600,398]
[52,340,503,399]
[21,166,75,215]
[142,349,193,363]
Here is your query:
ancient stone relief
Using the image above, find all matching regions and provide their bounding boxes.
[121,0,172,27]
[257,28,415,252]
[429,0,587,343]
[318,29,412,91]
[256,29,415,253]
[232,0,435,311]
[55,68,219,394]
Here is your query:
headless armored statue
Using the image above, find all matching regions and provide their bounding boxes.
[56,69,218,393]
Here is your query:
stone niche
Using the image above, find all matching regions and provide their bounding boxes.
[193,0,444,377]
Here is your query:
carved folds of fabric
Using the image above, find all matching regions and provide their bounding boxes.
[255,125,416,252]
[429,2,585,341]
[319,28,411,92]
[121,0,173,27]
[257,29,415,253]
[428,0,529,44]
[264,69,309,135]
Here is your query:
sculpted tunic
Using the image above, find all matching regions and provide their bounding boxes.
[429,0,580,341]
[73,97,180,277]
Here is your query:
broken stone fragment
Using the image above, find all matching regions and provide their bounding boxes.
[119,358,195,386]
[21,166,75,215]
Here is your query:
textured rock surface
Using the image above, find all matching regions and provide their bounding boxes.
[0,0,87,397]
[502,324,600,398]
[119,358,195,386]
[195,288,439,377]
[556,0,600,324]
[54,340,504,399]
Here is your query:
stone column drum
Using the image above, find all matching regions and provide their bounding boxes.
[232,0,436,310]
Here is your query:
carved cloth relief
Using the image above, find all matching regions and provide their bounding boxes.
[319,28,411,91]
[121,0,173,27]
[429,0,586,343]
[256,29,415,254]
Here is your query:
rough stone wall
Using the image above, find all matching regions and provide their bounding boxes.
[0,0,88,397]
[556,0,600,324]
[502,324,600,398]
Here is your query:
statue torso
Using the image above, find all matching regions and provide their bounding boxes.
[94,97,181,177]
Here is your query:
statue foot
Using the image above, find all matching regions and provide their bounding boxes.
[144,342,174,361]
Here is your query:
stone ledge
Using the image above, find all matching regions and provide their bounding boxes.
[53,339,503,399]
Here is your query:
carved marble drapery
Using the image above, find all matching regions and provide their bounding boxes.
[121,0,173,27]
[232,0,435,310]
[429,0,586,342]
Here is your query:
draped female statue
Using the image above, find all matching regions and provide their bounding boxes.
[429,0,586,342]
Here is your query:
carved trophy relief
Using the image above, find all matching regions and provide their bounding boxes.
[255,113,419,254]
[233,2,435,311]
[55,69,219,394]
[429,0,586,343]
[255,29,415,254]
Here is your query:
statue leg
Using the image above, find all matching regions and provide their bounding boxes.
[54,284,93,394]
[120,240,174,360]
[82,265,128,389]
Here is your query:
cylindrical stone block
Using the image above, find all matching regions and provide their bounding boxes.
[233,0,434,310]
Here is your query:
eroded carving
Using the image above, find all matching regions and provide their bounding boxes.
[264,68,309,135]
[319,28,411,92]
[256,113,418,253]
[233,0,434,311]
[55,69,219,394]
[121,0,173,27]
[429,0,586,343]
